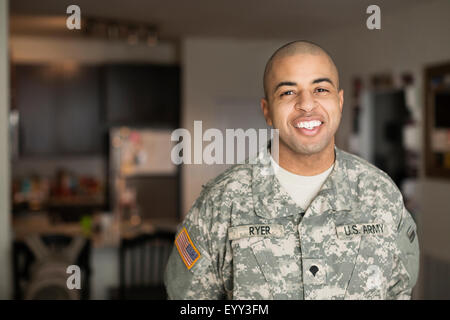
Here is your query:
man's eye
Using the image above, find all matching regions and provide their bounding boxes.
[281,90,295,97]
[315,88,329,93]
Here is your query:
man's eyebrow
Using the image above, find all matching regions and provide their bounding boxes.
[273,81,297,93]
[312,77,334,86]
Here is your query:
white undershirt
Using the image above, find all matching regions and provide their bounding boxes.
[270,156,334,210]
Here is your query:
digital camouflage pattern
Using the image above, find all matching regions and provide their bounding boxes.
[164,145,420,300]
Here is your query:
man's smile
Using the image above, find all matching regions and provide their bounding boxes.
[292,117,325,137]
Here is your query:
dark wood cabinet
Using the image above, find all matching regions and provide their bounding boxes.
[15,64,102,156]
[103,64,180,128]
[14,63,180,156]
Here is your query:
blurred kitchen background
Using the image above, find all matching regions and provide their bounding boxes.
[0,0,449,300]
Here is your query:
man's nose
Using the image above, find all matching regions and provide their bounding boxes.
[294,91,316,112]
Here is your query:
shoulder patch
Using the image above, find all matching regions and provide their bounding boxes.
[175,227,201,270]
[406,225,416,243]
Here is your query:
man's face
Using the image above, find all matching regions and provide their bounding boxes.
[261,53,344,156]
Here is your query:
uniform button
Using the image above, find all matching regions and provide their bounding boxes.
[309,265,319,277]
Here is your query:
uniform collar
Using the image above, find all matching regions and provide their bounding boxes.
[251,143,353,220]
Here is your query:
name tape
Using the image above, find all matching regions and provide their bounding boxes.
[336,222,387,239]
[228,224,284,241]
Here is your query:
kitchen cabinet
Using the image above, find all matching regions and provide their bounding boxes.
[103,64,180,128]
[14,63,180,157]
[15,64,102,156]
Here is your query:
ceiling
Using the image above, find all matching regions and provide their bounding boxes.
[10,0,430,41]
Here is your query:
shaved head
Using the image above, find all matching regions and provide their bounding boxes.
[263,40,339,99]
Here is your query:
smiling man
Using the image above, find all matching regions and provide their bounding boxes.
[165,40,420,300]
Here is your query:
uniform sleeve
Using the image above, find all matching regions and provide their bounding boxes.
[386,206,420,299]
[164,190,226,300]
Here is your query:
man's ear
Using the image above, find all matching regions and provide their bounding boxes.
[338,89,344,113]
[260,98,273,126]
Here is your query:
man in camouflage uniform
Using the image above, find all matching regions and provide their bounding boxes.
[164,40,419,300]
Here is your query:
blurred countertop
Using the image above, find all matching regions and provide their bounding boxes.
[12,211,179,248]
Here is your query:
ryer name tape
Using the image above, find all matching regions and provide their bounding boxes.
[228,224,284,241]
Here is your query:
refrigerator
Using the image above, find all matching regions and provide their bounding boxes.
[109,127,180,225]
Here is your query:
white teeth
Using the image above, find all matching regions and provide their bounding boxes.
[295,120,322,129]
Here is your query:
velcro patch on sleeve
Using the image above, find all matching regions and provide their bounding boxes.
[175,227,201,270]
[406,225,416,243]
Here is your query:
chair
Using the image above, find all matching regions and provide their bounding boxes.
[116,230,175,300]
[12,234,91,300]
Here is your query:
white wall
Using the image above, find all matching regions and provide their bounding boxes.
[0,0,12,299]
[181,38,288,213]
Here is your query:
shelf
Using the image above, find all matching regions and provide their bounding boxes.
[47,196,105,207]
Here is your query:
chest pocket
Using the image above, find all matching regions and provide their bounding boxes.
[301,231,361,300]
[230,232,303,300]
[341,225,395,300]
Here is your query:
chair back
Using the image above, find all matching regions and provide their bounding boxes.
[119,230,175,299]
[13,234,91,300]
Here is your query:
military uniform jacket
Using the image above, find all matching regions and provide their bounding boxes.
[164,146,420,300]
